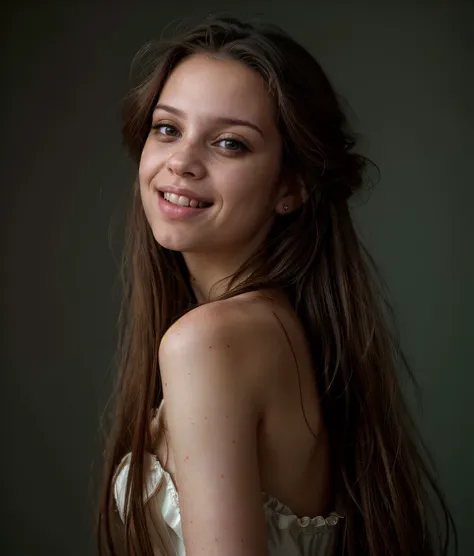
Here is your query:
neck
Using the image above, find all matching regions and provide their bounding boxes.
[181,220,275,303]
[183,249,254,303]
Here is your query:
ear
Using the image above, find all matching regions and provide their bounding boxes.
[274,176,309,215]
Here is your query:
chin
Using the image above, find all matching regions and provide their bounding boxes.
[149,227,193,254]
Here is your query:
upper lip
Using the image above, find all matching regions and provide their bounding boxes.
[157,185,213,204]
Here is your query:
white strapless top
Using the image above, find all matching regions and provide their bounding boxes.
[114,451,342,555]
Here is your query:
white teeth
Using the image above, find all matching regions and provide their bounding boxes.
[163,191,209,208]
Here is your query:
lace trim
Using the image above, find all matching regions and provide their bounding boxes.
[148,454,180,510]
[262,492,343,531]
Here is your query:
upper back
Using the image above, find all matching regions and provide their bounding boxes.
[241,291,332,517]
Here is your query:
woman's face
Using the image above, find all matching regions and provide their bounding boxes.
[139,53,286,256]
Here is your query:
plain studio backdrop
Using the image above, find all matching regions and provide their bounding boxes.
[1,1,472,555]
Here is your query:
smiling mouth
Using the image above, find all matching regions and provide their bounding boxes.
[160,191,213,209]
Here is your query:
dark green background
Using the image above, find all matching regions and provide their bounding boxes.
[2,1,472,554]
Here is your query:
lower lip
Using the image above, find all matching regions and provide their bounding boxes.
[156,191,212,220]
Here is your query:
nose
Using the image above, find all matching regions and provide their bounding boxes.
[166,146,206,180]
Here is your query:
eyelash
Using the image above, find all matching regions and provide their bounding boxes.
[150,122,250,154]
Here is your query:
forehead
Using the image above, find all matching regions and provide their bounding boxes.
[157,53,277,128]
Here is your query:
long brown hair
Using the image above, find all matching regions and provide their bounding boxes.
[98,14,457,556]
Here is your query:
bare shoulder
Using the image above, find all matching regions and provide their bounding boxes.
[160,292,286,396]
[161,291,282,350]
[157,292,288,554]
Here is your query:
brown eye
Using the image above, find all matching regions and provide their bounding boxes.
[151,123,180,137]
[217,138,248,153]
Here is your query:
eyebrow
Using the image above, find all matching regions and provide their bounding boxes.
[153,103,264,137]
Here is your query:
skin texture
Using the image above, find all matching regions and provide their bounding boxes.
[140,54,308,554]
[139,53,304,300]
[159,300,279,556]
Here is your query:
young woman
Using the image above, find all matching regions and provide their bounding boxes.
[97,14,456,556]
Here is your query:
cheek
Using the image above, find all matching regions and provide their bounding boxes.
[138,148,158,213]
[139,141,162,186]
[224,159,280,206]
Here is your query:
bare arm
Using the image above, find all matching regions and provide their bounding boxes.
[159,302,271,556]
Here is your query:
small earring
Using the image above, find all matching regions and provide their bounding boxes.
[283,204,289,211]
